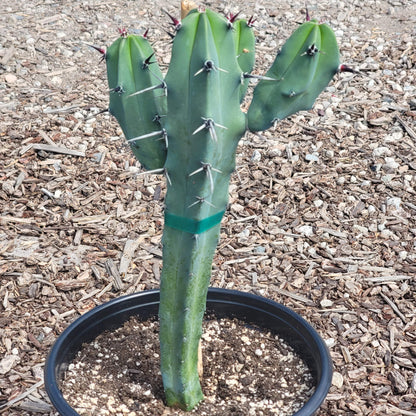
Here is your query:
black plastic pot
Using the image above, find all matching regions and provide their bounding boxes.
[45,288,332,416]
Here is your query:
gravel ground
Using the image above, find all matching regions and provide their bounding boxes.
[0,0,415,415]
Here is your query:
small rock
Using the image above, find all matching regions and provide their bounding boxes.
[386,197,401,210]
[305,153,319,162]
[251,150,261,162]
[355,121,368,131]
[325,338,336,348]
[146,186,155,195]
[373,146,392,157]
[384,131,403,143]
[83,126,94,135]
[332,371,344,388]
[226,378,239,387]
[320,299,333,308]
[238,228,250,239]
[383,157,399,171]
[380,229,395,239]
[51,76,62,86]
[0,354,20,375]
[325,149,334,158]
[398,250,407,260]
[241,335,250,345]
[5,73,17,84]
[297,225,314,237]
[268,146,283,157]
[2,180,15,195]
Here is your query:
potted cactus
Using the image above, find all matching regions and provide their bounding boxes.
[45,2,351,414]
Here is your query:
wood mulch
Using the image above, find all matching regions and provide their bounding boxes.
[0,0,415,415]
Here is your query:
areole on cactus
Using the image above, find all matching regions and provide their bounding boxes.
[100,3,341,411]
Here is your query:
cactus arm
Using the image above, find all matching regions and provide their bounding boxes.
[106,34,167,170]
[159,9,246,410]
[247,21,340,132]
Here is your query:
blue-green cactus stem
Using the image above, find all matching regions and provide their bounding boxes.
[247,20,340,131]
[159,9,246,410]
[106,34,167,170]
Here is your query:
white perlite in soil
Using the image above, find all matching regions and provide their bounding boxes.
[61,316,315,415]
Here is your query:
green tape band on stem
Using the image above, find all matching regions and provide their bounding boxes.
[165,210,226,234]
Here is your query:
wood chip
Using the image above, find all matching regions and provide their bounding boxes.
[105,259,123,291]
[119,238,143,276]
[388,369,409,393]
[31,143,85,157]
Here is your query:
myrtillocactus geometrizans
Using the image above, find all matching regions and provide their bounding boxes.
[96,6,343,410]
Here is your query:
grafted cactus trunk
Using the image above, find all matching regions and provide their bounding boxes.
[103,4,340,411]
[159,226,220,409]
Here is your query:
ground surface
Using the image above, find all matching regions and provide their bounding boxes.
[0,0,416,415]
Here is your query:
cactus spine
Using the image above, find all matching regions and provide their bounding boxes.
[103,6,340,411]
